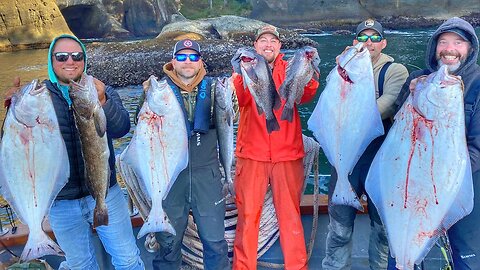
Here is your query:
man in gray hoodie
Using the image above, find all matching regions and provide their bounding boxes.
[388,17,480,270]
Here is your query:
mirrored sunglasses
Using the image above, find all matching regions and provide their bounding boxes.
[356,34,383,43]
[175,53,201,62]
[53,52,84,62]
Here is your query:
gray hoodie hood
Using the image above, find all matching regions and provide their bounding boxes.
[425,17,479,76]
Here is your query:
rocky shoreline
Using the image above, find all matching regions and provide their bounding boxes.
[7,13,478,88]
[87,16,319,87]
[274,13,480,34]
[87,34,316,87]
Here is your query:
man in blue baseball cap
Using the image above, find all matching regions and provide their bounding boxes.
[136,39,233,270]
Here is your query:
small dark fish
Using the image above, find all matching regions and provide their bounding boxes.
[70,73,110,228]
[280,46,320,122]
[215,77,235,197]
[234,47,281,133]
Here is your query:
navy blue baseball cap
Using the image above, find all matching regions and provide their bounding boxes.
[173,39,201,56]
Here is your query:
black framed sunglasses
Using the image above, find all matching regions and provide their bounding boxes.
[356,34,383,43]
[175,53,201,62]
[53,52,84,62]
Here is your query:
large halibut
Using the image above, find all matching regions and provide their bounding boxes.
[307,43,384,210]
[365,66,473,269]
[119,76,188,239]
[0,80,69,261]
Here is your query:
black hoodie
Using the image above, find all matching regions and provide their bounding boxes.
[395,17,480,174]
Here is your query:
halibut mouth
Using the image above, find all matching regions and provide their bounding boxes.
[337,43,366,84]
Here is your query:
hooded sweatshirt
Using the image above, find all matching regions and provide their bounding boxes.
[45,35,131,200]
[47,34,87,106]
[395,17,480,173]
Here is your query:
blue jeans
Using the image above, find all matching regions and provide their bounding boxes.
[49,184,144,270]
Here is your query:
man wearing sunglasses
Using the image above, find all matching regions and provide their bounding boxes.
[322,19,408,270]
[230,25,320,270]
[136,39,231,270]
[4,34,144,269]
[387,17,480,270]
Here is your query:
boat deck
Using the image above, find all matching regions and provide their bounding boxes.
[0,195,448,269]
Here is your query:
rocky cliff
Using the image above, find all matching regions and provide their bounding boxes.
[56,0,178,38]
[0,0,72,51]
[250,0,480,28]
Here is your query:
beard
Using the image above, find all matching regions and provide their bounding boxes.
[436,50,466,73]
[58,74,82,85]
[438,60,462,73]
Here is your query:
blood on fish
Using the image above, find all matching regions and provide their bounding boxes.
[404,105,438,208]
[414,197,428,217]
[415,230,435,245]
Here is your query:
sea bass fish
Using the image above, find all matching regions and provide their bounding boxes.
[279,46,321,122]
[0,80,69,261]
[70,73,110,228]
[365,65,473,270]
[215,76,235,196]
[307,42,384,211]
[119,75,188,239]
[233,47,281,133]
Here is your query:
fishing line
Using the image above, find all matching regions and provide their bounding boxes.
[0,204,19,258]
[5,205,17,233]
[406,63,423,71]
[438,232,454,270]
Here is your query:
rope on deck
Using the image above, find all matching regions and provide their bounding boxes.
[116,135,320,269]
[181,135,320,269]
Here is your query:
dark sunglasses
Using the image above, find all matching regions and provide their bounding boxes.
[53,52,84,62]
[175,53,201,62]
[356,34,383,43]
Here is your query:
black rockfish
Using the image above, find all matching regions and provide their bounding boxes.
[70,73,110,228]
[280,46,320,122]
[233,47,281,133]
